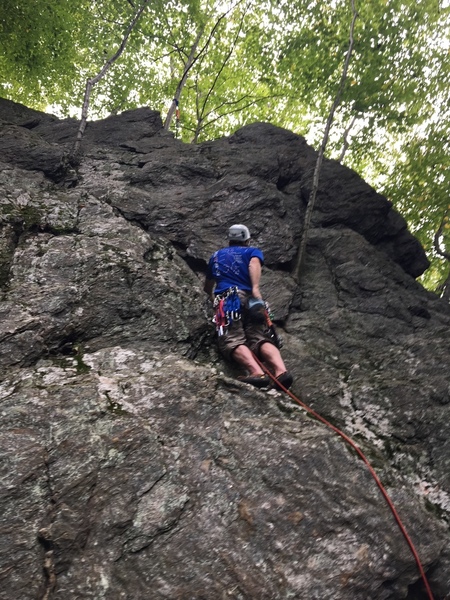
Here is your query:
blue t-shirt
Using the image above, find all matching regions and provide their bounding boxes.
[206,246,264,294]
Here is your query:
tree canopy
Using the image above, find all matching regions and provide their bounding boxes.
[1,0,449,295]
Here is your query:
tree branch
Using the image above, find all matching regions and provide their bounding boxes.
[337,113,358,162]
[164,27,205,130]
[198,3,250,122]
[203,91,283,122]
[192,93,284,142]
[163,0,247,131]
[433,211,450,261]
[292,0,359,283]
[432,211,450,300]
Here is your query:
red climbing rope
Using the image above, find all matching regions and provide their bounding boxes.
[252,354,435,600]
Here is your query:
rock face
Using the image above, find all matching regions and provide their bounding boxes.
[0,97,449,600]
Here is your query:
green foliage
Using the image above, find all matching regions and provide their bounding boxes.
[0,0,82,107]
[381,123,450,291]
[1,0,449,295]
[274,0,450,294]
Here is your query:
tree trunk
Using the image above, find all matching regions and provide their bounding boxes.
[164,28,204,132]
[292,0,358,284]
[70,0,150,162]
[433,210,450,301]
[337,113,358,163]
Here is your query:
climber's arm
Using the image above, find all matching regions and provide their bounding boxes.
[249,256,262,299]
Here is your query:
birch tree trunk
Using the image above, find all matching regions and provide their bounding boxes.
[434,211,450,301]
[292,0,358,283]
[70,0,150,162]
[163,28,204,132]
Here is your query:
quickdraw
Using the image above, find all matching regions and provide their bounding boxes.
[213,298,227,336]
[213,287,241,336]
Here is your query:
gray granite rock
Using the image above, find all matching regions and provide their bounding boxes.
[0,98,449,599]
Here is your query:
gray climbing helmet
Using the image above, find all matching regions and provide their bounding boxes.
[228,224,251,242]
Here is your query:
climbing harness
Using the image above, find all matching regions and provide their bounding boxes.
[213,287,241,336]
[213,291,284,352]
[251,354,435,600]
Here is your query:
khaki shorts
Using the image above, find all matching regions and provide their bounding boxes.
[216,290,276,361]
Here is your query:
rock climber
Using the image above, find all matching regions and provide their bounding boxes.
[204,223,293,390]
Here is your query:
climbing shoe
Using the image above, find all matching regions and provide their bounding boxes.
[271,371,293,391]
[238,374,270,388]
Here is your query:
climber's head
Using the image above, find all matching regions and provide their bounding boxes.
[228,224,251,246]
